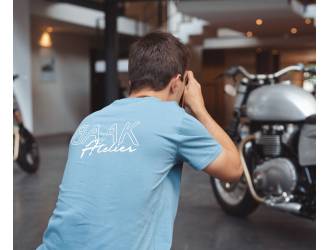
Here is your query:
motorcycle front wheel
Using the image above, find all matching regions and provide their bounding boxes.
[210,176,259,217]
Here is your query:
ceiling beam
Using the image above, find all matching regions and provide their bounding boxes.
[47,0,169,12]
[203,35,315,50]
[49,0,207,8]
[48,0,104,11]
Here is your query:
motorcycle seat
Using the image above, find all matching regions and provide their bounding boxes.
[305,114,316,124]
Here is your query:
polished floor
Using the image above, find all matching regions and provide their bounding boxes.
[14,135,316,250]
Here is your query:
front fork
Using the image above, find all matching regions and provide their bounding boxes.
[226,82,248,140]
[226,111,241,141]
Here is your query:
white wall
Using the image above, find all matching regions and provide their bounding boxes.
[13,0,33,131]
[31,31,91,136]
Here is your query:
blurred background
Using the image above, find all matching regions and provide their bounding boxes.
[13,0,316,249]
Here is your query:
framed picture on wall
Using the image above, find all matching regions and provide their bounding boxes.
[40,54,56,82]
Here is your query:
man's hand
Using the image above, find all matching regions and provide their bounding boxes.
[183,71,206,116]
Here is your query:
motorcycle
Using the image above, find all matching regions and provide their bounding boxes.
[210,64,316,219]
[13,74,40,173]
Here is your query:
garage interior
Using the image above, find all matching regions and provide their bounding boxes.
[14,0,316,249]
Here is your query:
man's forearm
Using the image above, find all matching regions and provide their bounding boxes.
[192,106,238,155]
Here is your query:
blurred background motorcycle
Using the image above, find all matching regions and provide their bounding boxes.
[13,74,40,173]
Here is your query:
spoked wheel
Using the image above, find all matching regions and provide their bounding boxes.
[210,175,259,217]
[215,177,248,206]
[210,138,260,217]
[210,123,260,217]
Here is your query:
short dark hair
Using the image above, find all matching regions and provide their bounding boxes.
[128,31,190,94]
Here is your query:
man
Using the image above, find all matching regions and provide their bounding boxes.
[37,31,242,250]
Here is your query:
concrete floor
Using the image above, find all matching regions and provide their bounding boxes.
[14,135,316,250]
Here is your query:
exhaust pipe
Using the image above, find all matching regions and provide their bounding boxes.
[238,135,265,203]
[265,202,302,214]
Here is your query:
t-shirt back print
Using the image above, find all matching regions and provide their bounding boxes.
[36,96,222,250]
[70,121,141,159]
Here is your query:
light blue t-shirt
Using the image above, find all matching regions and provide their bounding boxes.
[37,96,222,250]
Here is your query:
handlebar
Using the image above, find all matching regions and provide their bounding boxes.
[217,64,315,82]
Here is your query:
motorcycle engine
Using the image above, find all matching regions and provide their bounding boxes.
[252,124,298,196]
[253,158,297,196]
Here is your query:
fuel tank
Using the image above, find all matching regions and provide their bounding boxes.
[246,84,316,122]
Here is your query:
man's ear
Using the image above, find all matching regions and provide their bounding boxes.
[128,80,131,87]
[169,75,181,94]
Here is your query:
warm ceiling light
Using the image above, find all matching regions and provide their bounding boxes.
[290,27,298,34]
[256,18,263,26]
[304,18,312,25]
[246,31,253,38]
[39,31,52,48]
[46,26,54,33]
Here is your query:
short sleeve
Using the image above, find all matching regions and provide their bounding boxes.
[177,111,222,171]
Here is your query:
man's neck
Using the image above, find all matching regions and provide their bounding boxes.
[129,89,168,102]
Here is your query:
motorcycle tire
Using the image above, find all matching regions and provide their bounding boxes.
[210,132,259,217]
[16,126,40,174]
[210,176,259,217]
